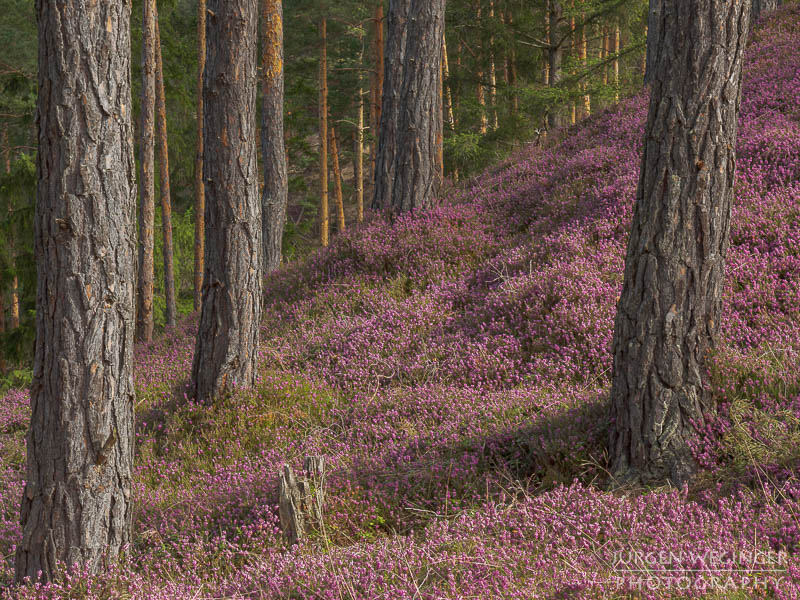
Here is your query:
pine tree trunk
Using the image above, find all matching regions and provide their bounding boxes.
[319,18,329,247]
[443,33,456,131]
[580,21,590,118]
[370,2,385,179]
[603,26,609,85]
[547,0,563,130]
[609,0,750,486]
[10,276,19,329]
[194,0,206,310]
[372,0,411,212]
[569,11,576,125]
[507,9,518,113]
[191,0,262,403]
[330,126,345,232]
[137,0,156,342]
[355,92,365,223]
[261,0,288,274]
[16,0,136,582]
[154,8,177,328]
[391,0,444,214]
[488,0,498,130]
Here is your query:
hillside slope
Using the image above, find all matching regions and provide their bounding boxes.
[2,5,800,598]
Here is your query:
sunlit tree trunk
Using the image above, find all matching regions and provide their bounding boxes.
[16,0,136,582]
[488,0,498,130]
[154,7,177,328]
[261,0,288,273]
[137,0,156,342]
[443,33,456,130]
[610,0,750,486]
[355,90,365,223]
[191,0,262,402]
[330,126,345,232]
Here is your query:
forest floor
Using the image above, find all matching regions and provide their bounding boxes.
[2,5,800,599]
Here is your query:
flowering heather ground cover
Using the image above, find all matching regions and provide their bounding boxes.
[2,6,800,599]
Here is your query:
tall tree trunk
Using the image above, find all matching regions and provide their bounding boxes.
[194,0,206,310]
[488,0,499,130]
[603,26,609,85]
[192,0,262,402]
[154,7,177,328]
[137,0,156,342]
[547,0,563,130]
[507,9,518,113]
[370,2,385,179]
[319,18,329,246]
[372,0,411,212]
[355,91,365,223]
[261,0,288,274]
[10,276,19,329]
[443,33,456,130]
[580,21,590,118]
[330,126,345,232]
[16,0,136,582]
[391,0,444,214]
[609,0,750,487]
[476,2,488,134]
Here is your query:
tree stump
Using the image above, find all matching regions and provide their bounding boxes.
[278,456,326,546]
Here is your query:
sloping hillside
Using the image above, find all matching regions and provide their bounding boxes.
[2,5,800,598]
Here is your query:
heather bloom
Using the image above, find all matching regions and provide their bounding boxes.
[1,5,800,598]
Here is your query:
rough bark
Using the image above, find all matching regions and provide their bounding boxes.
[278,456,326,546]
[644,0,662,84]
[391,0,445,214]
[330,126,345,233]
[191,0,262,403]
[16,0,136,582]
[476,1,488,134]
[154,8,177,328]
[136,0,156,342]
[372,0,411,211]
[194,0,206,310]
[547,0,563,130]
[319,18,329,247]
[609,0,750,486]
[261,0,288,274]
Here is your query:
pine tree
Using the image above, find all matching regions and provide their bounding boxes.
[16,0,136,581]
[609,0,751,486]
[191,0,262,402]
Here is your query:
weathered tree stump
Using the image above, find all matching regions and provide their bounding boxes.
[278,456,326,546]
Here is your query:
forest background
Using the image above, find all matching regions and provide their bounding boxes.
[0,0,648,385]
